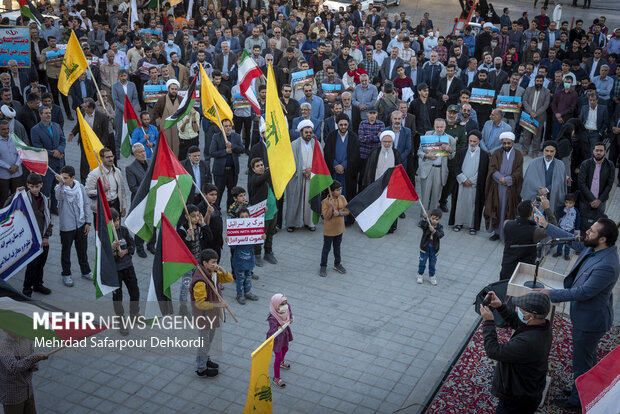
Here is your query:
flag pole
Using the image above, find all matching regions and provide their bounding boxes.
[93,153,120,247]
[86,65,108,116]
[190,177,212,207]
[268,320,291,340]
[196,266,239,323]
[45,345,66,357]
[418,199,432,226]
[173,176,193,229]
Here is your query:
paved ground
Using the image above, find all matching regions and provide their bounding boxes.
[5,1,620,412]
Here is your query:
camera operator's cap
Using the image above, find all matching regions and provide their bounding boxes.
[447,104,459,112]
[499,131,515,141]
[417,82,429,91]
[511,292,550,316]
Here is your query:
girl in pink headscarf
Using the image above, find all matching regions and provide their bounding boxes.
[267,293,293,388]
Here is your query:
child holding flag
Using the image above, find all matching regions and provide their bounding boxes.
[267,293,293,388]
[417,209,445,286]
[319,181,349,278]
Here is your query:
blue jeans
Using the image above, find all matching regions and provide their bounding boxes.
[320,234,342,267]
[556,243,570,255]
[418,244,437,276]
[568,328,605,405]
[235,269,252,296]
[587,131,601,152]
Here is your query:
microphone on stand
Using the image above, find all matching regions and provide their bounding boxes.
[551,236,583,243]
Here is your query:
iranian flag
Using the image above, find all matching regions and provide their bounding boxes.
[18,0,44,28]
[348,165,418,238]
[12,133,48,175]
[576,345,620,413]
[0,282,105,341]
[121,95,142,158]
[93,178,120,299]
[125,131,192,242]
[163,75,197,130]
[308,141,333,224]
[238,50,262,115]
[145,213,198,318]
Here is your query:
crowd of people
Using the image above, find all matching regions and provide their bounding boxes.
[1,0,620,412]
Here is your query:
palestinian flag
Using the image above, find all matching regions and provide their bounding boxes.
[146,213,197,318]
[163,75,197,130]
[308,141,332,224]
[93,178,120,299]
[18,0,44,28]
[125,131,192,242]
[0,281,105,341]
[121,95,142,158]
[238,50,262,115]
[12,133,48,175]
[348,165,418,238]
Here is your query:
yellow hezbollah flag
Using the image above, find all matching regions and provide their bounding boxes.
[76,107,104,170]
[265,63,294,199]
[58,30,88,96]
[243,335,274,414]
[203,66,233,124]
[199,63,223,134]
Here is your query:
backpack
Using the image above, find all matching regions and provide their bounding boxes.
[378,95,398,125]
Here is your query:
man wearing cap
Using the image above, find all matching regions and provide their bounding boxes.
[480,291,552,414]
[484,132,524,241]
[439,105,468,213]
[112,70,140,158]
[481,109,512,155]
[533,216,620,412]
[418,118,456,213]
[152,79,182,157]
[285,119,320,232]
[324,114,361,202]
[521,140,567,211]
[357,107,385,190]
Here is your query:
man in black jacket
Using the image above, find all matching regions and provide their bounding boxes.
[181,146,212,205]
[577,143,615,233]
[481,291,552,414]
[248,157,277,266]
[125,143,155,257]
[409,83,439,137]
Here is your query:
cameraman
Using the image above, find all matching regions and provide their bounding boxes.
[499,196,557,280]
[480,291,552,414]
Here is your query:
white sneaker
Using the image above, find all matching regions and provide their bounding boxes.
[81,272,93,281]
[429,276,438,286]
[62,276,74,287]
[417,274,423,284]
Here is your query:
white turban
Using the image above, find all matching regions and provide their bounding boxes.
[380,130,395,140]
[1,105,16,119]
[297,119,314,131]
[499,131,515,141]
[166,79,180,89]
[483,22,493,29]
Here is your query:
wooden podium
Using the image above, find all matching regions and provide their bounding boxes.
[507,262,570,317]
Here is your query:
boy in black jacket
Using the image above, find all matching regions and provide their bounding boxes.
[248,157,278,267]
[197,183,224,261]
[110,208,139,336]
[417,209,444,286]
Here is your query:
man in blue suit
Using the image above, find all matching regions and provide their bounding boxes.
[209,119,245,209]
[535,216,620,412]
[112,69,140,158]
[30,106,65,212]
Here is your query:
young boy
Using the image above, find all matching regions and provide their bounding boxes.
[248,157,278,266]
[554,193,580,260]
[17,174,53,297]
[178,204,213,315]
[417,209,445,286]
[190,249,233,377]
[199,183,224,260]
[55,166,91,287]
[110,208,140,336]
[230,207,263,304]
[227,186,250,277]
[319,181,349,278]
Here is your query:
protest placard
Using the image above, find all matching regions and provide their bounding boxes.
[496,95,521,113]
[232,92,251,110]
[420,135,450,156]
[470,88,495,105]
[226,217,265,246]
[0,27,31,67]
[519,112,539,135]
[0,190,43,280]
[248,200,267,217]
[292,69,314,90]
[144,84,167,103]
[321,83,342,99]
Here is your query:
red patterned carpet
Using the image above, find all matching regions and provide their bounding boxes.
[427,314,620,413]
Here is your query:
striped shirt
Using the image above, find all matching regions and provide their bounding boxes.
[358,119,385,159]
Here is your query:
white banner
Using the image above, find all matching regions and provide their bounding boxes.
[226,217,264,246]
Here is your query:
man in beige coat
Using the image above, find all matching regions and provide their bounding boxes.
[85,148,127,220]
[152,79,181,157]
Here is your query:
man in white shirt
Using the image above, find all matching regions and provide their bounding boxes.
[373,40,388,67]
